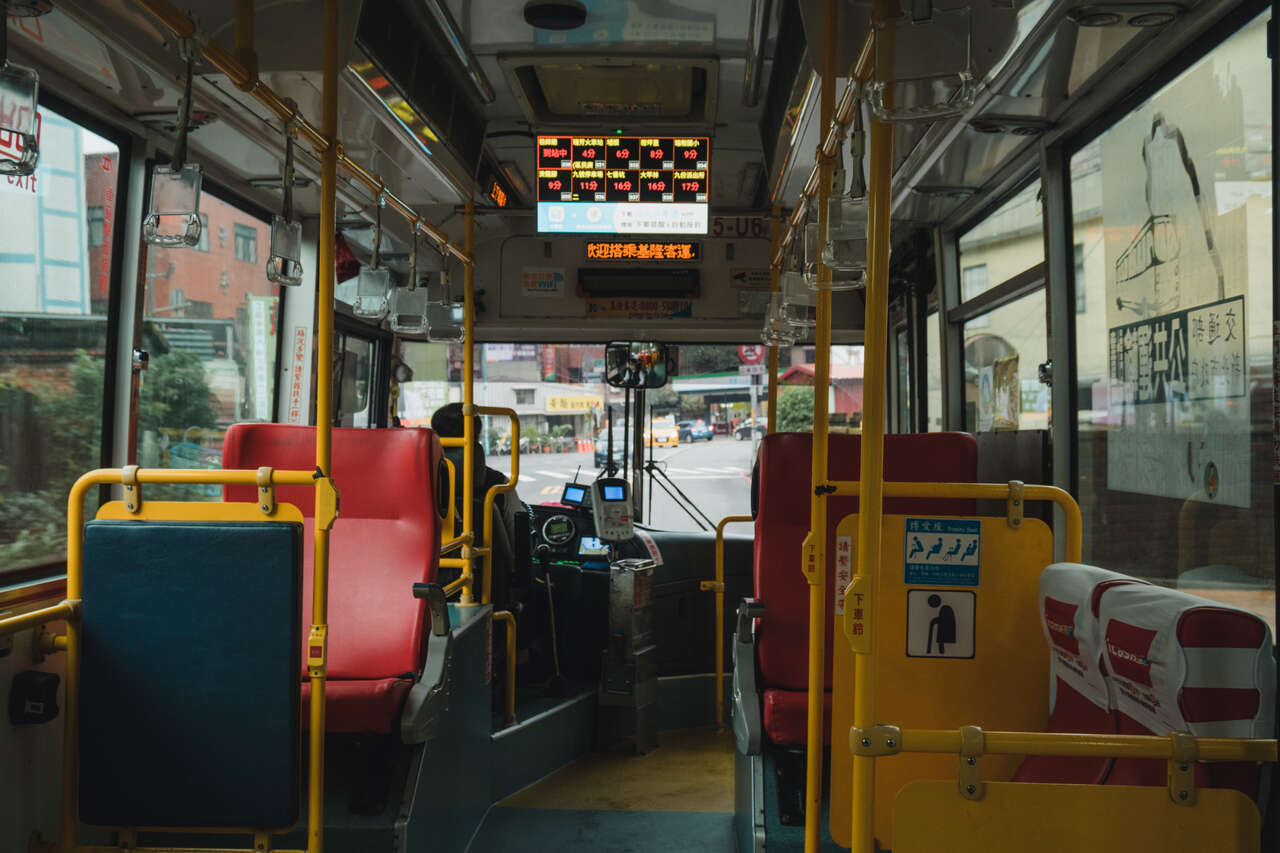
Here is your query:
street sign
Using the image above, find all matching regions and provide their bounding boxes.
[739,364,766,376]
[739,344,766,365]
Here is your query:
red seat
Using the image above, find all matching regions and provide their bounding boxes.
[1098,584,1275,801]
[763,689,833,747]
[1013,565,1143,784]
[753,432,977,745]
[223,424,445,734]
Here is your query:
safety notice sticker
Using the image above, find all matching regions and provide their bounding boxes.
[903,518,981,586]
[906,589,976,659]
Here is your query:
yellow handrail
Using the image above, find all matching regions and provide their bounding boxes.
[133,0,472,266]
[826,481,1083,564]
[493,610,518,728]
[800,2,840,849]
[460,202,477,605]
[440,533,472,556]
[55,466,324,853]
[701,515,754,728]
[891,728,1278,763]
[474,406,521,606]
[441,457,457,549]
[766,206,780,434]
[0,600,78,640]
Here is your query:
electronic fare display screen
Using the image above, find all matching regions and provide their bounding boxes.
[601,484,626,502]
[536,135,708,235]
[578,536,608,557]
[561,484,587,506]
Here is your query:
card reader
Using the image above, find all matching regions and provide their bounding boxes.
[591,477,633,542]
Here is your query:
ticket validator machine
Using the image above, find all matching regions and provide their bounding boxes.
[592,477,657,752]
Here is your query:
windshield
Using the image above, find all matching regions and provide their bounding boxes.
[397,341,864,532]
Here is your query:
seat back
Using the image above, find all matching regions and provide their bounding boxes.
[80,520,301,828]
[752,432,978,692]
[1013,563,1144,784]
[1099,583,1276,799]
[223,424,446,680]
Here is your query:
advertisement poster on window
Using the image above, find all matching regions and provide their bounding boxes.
[1098,44,1264,509]
[992,355,1020,431]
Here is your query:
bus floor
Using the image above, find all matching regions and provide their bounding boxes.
[469,727,735,851]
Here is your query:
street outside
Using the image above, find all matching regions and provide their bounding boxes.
[487,433,758,532]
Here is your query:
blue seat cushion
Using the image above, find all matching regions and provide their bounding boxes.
[79,520,302,829]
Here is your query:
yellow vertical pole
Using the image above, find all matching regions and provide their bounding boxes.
[850,4,895,849]
[461,200,477,605]
[308,1,339,849]
[802,0,836,850]
[766,205,781,433]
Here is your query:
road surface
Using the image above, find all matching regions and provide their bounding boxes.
[487,434,758,532]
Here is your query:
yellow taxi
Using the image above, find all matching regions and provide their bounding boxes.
[644,415,680,448]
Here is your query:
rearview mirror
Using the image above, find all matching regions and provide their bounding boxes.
[605,342,675,389]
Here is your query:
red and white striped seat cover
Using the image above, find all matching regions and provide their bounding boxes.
[1013,563,1143,784]
[1098,583,1275,799]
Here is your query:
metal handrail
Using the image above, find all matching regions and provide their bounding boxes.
[133,0,472,266]
[473,406,521,606]
[891,728,1278,763]
[826,481,1083,563]
[0,600,79,640]
[493,610,518,728]
[701,515,754,728]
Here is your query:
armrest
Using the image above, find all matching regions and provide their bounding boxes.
[412,582,450,636]
[402,584,453,743]
[737,598,765,639]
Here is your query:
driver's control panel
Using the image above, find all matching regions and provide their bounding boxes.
[591,477,633,542]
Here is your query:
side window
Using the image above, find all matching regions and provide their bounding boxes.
[0,108,121,572]
[137,192,277,498]
[1070,13,1273,624]
[957,178,1048,432]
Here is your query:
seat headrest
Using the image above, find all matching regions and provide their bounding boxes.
[1099,583,1275,738]
[1038,563,1145,712]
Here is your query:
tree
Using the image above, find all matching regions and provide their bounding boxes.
[138,349,217,437]
[777,385,815,432]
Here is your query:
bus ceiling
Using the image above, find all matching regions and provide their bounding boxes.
[33,1,1226,291]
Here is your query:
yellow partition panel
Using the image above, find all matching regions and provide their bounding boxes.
[829,514,1052,847]
[894,781,1260,853]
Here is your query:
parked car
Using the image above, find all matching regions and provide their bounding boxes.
[734,419,766,440]
[677,419,713,442]
[644,415,679,448]
[594,428,630,468]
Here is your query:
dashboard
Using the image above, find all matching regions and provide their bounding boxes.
[531,503,612,568]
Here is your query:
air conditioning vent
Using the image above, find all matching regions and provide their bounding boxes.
[501,56,718,126]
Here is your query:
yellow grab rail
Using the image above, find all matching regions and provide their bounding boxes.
[133,0,472,266]
[826,481,1083,563]
[474,406,521,606]
[0,600,79,640]
[55,467,326,853]
[700,515,754,728]
[800,1,840,847]
[887,728,1278,763]
[493,610,518,728]
[441,457,458,549]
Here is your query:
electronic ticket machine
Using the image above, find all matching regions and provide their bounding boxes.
[591,478,656,752]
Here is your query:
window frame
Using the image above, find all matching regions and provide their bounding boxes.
[0,89,135,578]
[233,223,257,264]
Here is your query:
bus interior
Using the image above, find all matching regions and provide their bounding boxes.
[0,1,1277,852]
